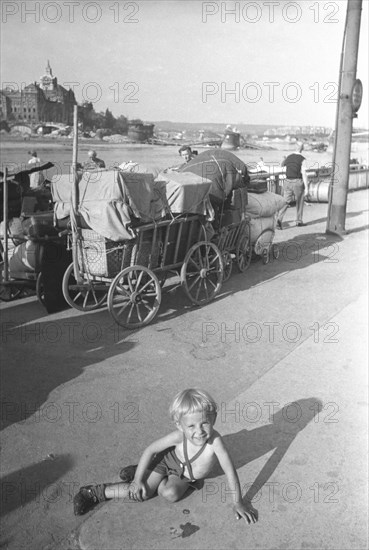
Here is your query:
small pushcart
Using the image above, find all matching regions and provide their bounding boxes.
[252,215,280,265]
[0,219,69,309]
[0,166,67,308]
[1,234,46,305]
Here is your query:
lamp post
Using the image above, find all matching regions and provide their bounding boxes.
[326,0,363,235]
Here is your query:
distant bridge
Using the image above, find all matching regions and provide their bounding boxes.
[9,122,70,134]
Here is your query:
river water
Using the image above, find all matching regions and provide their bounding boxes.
[1,137,367,182]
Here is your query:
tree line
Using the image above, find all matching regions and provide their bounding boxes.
[78,101,142,136]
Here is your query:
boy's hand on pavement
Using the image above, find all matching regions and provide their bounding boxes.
[128,480,146,502]
[233,501,258,524]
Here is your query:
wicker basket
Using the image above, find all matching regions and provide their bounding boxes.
[78,229,160,277]
[78,229,134,277]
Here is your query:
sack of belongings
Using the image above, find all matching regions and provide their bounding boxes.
[178,149,250,204]
[249,215,276,244]
[246,191,286,218]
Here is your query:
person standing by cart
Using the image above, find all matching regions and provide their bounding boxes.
[276,142,308,229]
[84,150,106,170]
[27,150,45,188]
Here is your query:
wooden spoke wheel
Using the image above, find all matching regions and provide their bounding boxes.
[62,262,108,311]
[156,271,167,288]
[107,265,161,329]
[222,251,233,282]
[262,248,270,264]
[272,243,280,259]
[181,242,223,306]
[235,226,252,272]
[36,272,45,306]
[254,229,274,257]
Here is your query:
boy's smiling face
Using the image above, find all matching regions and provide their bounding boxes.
[177,410,216,446]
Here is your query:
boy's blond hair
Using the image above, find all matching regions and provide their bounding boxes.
[169,388,218,422]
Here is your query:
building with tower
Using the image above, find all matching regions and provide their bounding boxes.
[0,62,76,126]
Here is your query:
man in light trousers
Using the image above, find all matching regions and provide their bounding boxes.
[277,142,308,229]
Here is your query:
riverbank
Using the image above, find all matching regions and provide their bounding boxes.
[1,136,337,179]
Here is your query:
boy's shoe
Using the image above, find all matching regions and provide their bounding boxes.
[119,464,137,483]
[276,220,283,230]
[296,221,306,227]
[73,484,106,516]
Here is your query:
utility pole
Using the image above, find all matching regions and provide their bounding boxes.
[326,0,363,235]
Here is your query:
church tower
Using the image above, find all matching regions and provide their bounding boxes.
[40,60,57,91]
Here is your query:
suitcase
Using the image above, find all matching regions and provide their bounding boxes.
[247,179,268,194]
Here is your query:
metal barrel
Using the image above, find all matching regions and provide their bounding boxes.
[307,181,330,202]
[348,168,369,190]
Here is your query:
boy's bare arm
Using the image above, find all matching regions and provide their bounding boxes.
[133,430,182,483]
[212,436,257,524]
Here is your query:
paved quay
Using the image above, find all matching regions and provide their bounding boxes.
[1,189,368,550]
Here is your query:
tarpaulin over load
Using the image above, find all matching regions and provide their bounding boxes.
[51,169,166,242]
[155,171,213,216]
[178,149,250,203]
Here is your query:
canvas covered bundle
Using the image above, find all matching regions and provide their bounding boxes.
[51,169,167,242]
[156,171,213,216]
[178,149,250,202]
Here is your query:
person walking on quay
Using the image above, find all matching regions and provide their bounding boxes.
[73,388,257,525]
[84,150,106,169]
[276,142,309,229]
[27,150,45,188]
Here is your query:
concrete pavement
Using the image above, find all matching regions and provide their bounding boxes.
[1,190,368,550]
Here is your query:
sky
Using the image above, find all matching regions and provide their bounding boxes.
[1,0,368,128]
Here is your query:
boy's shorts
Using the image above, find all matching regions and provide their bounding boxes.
[150,447,202,489]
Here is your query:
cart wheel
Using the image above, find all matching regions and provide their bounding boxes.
[181,242,223,306]
[0,263,22,302]
[236,227,252,272]
[254,229,274,257]
[156,271,167,288]
[222,251,233,282]
[62,263,108,311]
[108,265,161,329]
[262,248,270,265]
[36,272,45,306]
[272,244,280,260]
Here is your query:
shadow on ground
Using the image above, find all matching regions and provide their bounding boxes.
[153,231,344,326]
[207,398,323,509]
[0,227,348,431]
[0,453,73,517]
[0,309,137,431]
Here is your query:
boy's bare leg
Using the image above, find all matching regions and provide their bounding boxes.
[73,473,189,515]
[104,482,130,500]
[157,474,190,503]
[105,471,166,501]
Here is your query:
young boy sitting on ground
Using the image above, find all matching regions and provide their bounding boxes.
[73,388,257,524]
